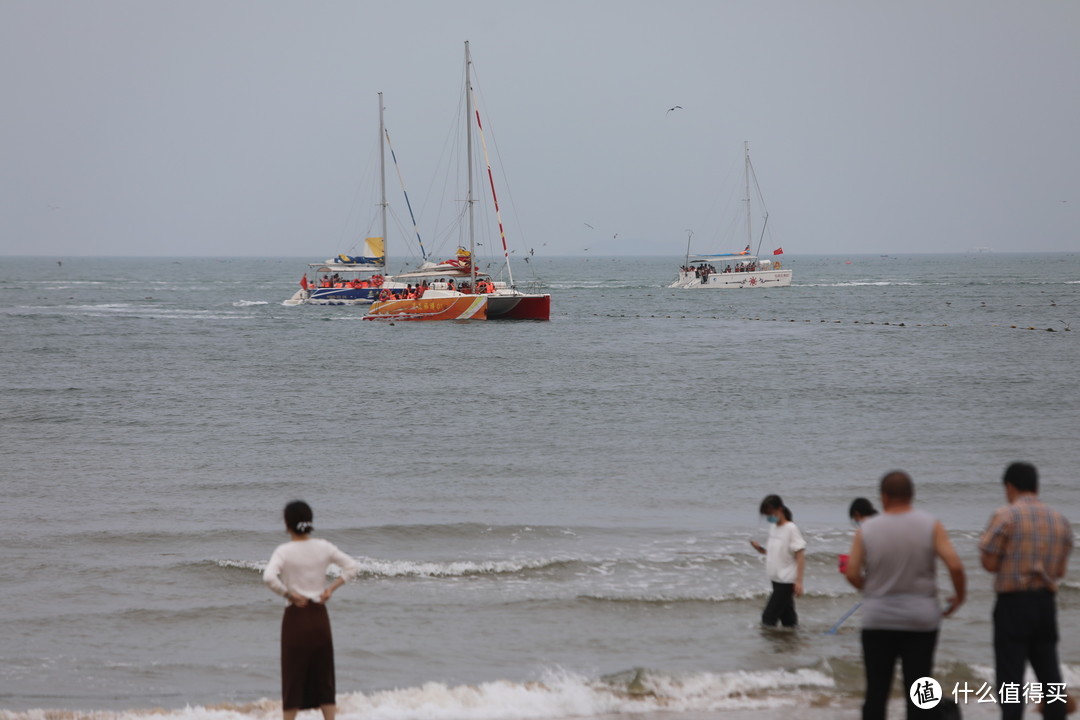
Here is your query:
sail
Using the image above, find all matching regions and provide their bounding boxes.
[364,236,386,261]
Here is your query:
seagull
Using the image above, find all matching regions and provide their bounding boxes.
[584,223,594,229]
[667,105,683,114]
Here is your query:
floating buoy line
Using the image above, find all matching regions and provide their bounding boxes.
[591,315,1072,332]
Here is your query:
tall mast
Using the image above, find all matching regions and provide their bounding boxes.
[465,41,476,287]
[379,92,387,266]
[744,141,752,253]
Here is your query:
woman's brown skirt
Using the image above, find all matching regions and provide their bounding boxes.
[281,602,336,710]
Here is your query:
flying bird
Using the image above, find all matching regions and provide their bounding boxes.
[584,223,594,229]
[667,105,683,114]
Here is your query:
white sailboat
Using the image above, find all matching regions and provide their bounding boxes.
[670,142,792,289]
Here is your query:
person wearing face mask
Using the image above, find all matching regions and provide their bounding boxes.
[749,494,806,627]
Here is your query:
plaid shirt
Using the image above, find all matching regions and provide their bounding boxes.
[979,495,1074,593]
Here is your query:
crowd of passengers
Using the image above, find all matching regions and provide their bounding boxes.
[679,262,762,280]
[316,273,384,289]
[315,274,499,298]
[377,278,498,301]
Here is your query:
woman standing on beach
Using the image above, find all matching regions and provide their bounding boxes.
[749,494,806,627]
[264,500,359,720]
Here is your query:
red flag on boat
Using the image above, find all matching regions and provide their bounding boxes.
[773,247,784,255]
[300,274,309,290]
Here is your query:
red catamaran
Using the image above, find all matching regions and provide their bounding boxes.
[365,42,550,322]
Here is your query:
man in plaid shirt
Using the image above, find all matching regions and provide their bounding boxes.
[980,462,1074,720]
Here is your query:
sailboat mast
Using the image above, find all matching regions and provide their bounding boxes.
[744,141,752,253]
[379,92,388,265]
[465,41,476,287]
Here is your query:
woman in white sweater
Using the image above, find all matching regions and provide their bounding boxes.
[263,501,359,720]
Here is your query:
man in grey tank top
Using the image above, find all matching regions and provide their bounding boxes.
[845,471,967,720]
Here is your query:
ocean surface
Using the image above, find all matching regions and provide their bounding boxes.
[1,253,1078,720]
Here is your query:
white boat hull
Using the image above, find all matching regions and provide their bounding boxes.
[670,269,792,289]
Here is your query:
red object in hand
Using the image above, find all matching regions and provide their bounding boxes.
[838,554,850,573]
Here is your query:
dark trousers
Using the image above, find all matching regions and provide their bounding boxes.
[994,591,1065,720]
[762,581,797,627]
[861,628,939,720]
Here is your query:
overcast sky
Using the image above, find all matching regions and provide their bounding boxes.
[2,0,1079,258]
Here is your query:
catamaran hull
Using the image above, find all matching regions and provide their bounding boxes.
[486,293,551,320]
[284,287,381,306]
[670,270,792,289]
[364,295,488,321]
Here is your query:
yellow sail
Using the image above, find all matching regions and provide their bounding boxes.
[365,237,385,259]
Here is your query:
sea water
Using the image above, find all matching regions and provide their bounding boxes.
[0,254,1077,719]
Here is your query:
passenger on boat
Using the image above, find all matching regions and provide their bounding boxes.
[447,279,455,292]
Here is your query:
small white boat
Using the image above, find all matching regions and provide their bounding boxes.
[671,142,793,289]
[282,246,389,306]
[671,253,791,289]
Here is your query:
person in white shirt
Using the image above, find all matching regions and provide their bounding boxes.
[264,501,359,720]
[749,494,806,627]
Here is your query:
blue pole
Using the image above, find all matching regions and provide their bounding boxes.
[825,601,862,635]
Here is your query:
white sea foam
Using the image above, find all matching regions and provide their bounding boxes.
[6,666,1079,720]
[217,556,562,578]
[804,281,924,287]
[233,300,269,306]
[0,668,832,720]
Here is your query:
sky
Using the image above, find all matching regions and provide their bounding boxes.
[2,0,1079,258]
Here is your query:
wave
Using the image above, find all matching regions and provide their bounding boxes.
[337,522,584,542]
[12,305,259,321]
[233,300,269,306]
[216,556,577,579]
[576,587,854,604]
[0,667,837,720]
[336,667,836,719]
[804,281,926,287]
